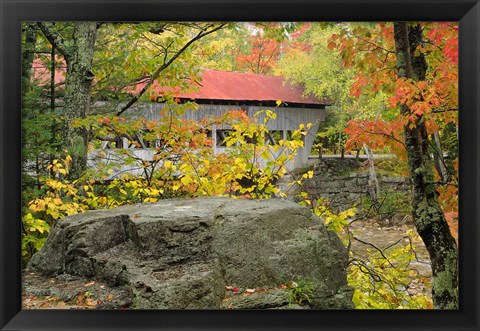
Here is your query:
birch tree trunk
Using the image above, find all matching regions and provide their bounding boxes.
[393,22,458,309]
[432,131,449,182]
[363,143,380,203]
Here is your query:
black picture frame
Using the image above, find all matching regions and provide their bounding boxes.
[1,0,479,330]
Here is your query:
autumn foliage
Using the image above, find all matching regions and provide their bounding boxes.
[22,106,307,261]
[332,23,458,240]
[22,21,459,310]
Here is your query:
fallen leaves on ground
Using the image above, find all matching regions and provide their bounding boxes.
[225,286,240,292]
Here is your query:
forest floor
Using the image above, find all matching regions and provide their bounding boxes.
[22,272,133,309]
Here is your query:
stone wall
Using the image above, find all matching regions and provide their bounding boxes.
[285,159,410,213]
[304,172,409,212]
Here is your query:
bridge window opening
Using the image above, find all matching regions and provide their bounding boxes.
[244,132,259,144]
[265,130,283,145]
[216,130,234,147]
[286,130,306,143]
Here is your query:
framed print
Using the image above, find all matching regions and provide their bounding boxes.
[1,0,479,330]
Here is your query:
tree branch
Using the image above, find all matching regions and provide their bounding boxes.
[116,23,227,117]
[366,130,406,148]
[37,22,71,60]
[351,33,394,54]
[432,108,458,113]
[352,236,397,269]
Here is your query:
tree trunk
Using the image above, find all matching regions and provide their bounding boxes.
[50,46,56,112]
[21,22,38,157]
[22,22,37,97]
[363,143,380,203]
[432,131,448,182]
[393,22,458,309]
[39,22,98,179]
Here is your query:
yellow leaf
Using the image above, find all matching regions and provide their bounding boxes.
[234,158,243,165]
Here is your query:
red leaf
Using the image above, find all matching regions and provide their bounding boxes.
[226,286,240,292]
[327,41,337,51]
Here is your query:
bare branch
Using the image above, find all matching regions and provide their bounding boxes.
[352,236,397,268]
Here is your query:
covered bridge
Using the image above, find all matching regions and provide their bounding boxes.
[118,69,329,170]
[32,61,329,172]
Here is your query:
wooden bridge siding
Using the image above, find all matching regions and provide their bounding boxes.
[129,103,323,168]
[133,103,325,130]
[91,102,325,173]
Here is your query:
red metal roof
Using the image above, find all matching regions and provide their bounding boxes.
[135,69,329,105]
[141,69,326,105]
[32,60,327,105]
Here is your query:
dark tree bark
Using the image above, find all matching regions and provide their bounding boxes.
[393,22,458,309]
[21,22,39,258]
[50,46,55,112]
[21,22,38,154]
[22,22,38,97]
[38,22,98,179]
